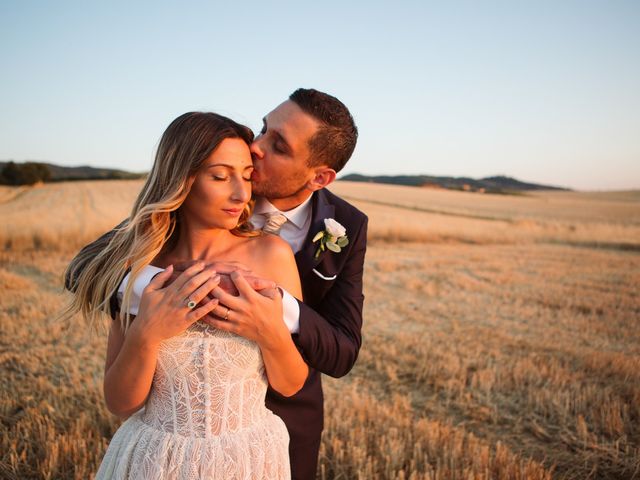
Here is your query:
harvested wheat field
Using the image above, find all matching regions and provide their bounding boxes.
[1,180,639,479]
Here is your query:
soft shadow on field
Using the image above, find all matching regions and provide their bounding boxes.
[1,181,639,479]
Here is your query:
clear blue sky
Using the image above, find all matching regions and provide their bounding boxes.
[1,0,639,190]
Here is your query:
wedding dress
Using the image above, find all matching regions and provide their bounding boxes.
[95,267,291,479]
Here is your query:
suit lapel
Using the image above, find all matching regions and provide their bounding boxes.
[295,190,335,280]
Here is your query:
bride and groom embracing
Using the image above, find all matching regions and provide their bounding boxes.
[64,88,368,480]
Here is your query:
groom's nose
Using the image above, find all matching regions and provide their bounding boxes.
[250,137,265,159]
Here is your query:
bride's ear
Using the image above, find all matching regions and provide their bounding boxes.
[185,175,196,191]
[306,167,337,192]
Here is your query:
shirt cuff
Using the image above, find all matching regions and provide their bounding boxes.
[132,265,165,299]
[280,289,300,334]
[117,265,165,315]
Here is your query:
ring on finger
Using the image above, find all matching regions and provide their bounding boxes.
[223,306,230,321]
[185,297,196,309]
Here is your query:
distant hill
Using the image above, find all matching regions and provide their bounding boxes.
[0,161,146,182]
[339,174,569,194]
[1,161,568,193]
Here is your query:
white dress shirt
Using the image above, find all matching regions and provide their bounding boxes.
[250,195,313,254]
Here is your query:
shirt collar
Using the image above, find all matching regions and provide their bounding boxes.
[253,194,314,229]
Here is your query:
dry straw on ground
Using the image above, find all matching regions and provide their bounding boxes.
[1,180,639,479]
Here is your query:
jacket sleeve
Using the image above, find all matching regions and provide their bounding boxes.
[295,216,368,378]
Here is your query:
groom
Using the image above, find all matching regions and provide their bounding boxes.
[221,88,367,479]
[68,88,368,479]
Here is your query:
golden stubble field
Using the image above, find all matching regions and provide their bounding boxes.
[1,180,639,479]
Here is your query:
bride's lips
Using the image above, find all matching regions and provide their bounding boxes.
[222,208,243,216]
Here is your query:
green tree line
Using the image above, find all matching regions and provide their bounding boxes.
[0,162,51,185]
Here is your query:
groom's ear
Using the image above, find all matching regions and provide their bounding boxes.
[306,167,337,192]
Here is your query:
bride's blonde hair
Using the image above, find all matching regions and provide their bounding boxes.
[63,112,255,331]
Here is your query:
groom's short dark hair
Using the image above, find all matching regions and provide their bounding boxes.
[289,88,358,173]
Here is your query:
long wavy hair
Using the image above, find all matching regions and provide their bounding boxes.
[63,112,255,331]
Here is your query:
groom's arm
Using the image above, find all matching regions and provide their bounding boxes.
[294,216,368,378]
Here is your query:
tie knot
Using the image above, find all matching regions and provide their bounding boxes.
[262,212,288,235]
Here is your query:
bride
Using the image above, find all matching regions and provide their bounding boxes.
[64,112,307,479]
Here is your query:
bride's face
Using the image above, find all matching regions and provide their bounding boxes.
[181,137,253,230]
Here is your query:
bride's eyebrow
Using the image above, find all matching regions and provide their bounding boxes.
[206,164,254,170]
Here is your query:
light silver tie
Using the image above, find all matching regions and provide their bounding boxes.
[262,212,288,235]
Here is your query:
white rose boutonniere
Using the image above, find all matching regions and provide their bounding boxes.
[312,218,349,259]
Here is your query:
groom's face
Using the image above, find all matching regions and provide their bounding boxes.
[250,100,320,200]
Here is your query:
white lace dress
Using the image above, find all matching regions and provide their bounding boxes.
[95,268,291,479]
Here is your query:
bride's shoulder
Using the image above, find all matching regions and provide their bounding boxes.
[245,234,299,291]
[246,233,294,260]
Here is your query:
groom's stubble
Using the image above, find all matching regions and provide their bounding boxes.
[251,173,311,203]
[250,169,312,203]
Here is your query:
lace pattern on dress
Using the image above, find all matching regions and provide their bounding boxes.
[96,268,291,479]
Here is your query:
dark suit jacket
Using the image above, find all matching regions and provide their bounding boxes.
[65,187,368,480]
[265,188,368,479]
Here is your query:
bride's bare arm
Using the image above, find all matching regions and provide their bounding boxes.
[103,318,161,418]
[103,264,220,417]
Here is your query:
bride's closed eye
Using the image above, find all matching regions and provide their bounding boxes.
[211,172,252,182]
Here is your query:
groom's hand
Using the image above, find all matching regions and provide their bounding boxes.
[170,261,276,296]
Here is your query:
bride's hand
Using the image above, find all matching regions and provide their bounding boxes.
[128,263,221,346]
[203,271,289,350]
[170,261,276,296]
